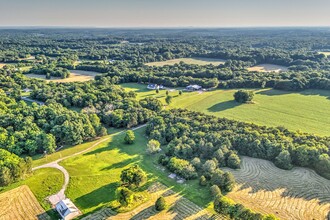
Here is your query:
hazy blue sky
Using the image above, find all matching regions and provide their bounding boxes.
[1,0,330,27]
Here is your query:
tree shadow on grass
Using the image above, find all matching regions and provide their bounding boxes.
[207,100,240,112]
[101,157,139,171]
[74,182,118,210]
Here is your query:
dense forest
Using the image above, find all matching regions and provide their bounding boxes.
[146,109,330,179]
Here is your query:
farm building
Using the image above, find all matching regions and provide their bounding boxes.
[55,198,81,220]
[186,85,202,91]
[147,84,164,90]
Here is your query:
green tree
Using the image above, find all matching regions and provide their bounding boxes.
[214,195,233,215]
[222,172,235,192]
[227,153,241,169]
[275,150,293,170]
[234,90,254,103]
[120,165,147,187]
[199,175,207,186]
[179,90,182,95]
[147,139,161,154]
[210,185,222,198]
[155,196,167,211]
[124,130,135,144]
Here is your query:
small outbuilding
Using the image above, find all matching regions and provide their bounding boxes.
[147,84,164,90]
[186,85,202,91]
[55,198,81,220]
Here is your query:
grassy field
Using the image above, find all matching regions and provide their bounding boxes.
[224,156,330,220]
[0,185,50,220]
[246,64,288,72]
[0,168,64,217]
[25,70,101,83]
[58,128,213,216]
[145,57,226,66]
[121,83,330,136]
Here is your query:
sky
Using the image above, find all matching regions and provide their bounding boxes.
[0,0,330,27]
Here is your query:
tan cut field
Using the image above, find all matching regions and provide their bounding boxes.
[82,183,223,220]
[0,185,50,220]
[0,63,6,68]
[26,70,101,83]
[145,57,226,66]
[247,64,288,72]
[318,52,330,57]
[224,157,330,220]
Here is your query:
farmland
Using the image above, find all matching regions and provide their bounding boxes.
[0,185,50,220]
[145,57,226,66]
[57,128,213,216]
[25,70,100,83]
[121,83,330,136]
[246,64,288,72]
[224,157,330,220]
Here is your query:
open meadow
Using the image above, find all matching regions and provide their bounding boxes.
[246,64,288,72]
[25,70,101,83]
[145,57,226,66]
[57,128,213,216]
[224,157,330,220]
[121,83,330,136]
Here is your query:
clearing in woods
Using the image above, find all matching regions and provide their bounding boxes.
[246,64,288,72]
[0,185,50,220]
[145,57,226,66]
[224,157,330,220]
[25,70,101,83]
[82,183,222,220]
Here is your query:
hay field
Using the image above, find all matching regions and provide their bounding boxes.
[82,183,222,220]
[224,157,330,220]
[0,185,50,220]
[145,57,226,66]
[247,64,288,72]
[26,70,101,83]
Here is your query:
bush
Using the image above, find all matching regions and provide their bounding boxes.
[234,90,254,103]
[124,130,135,144]
[155,196,166,211]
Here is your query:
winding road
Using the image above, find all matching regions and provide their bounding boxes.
[32,124,146,206]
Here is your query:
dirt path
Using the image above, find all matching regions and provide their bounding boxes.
[32,124,146,206]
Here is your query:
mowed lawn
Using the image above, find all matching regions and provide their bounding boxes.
[121,83,330,136]
[145,57,226,66]
[60,128,212,215]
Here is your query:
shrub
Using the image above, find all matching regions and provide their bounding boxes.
[227,153,241,169]
[210,185,222,198]
[275,150,293,170]
[120,165,147,187]
[155,196,166,211]
[116,187,134,206]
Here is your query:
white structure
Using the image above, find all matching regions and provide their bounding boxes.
[147,84,164,90]
[55,199,81,220]
[186,85,202,91]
